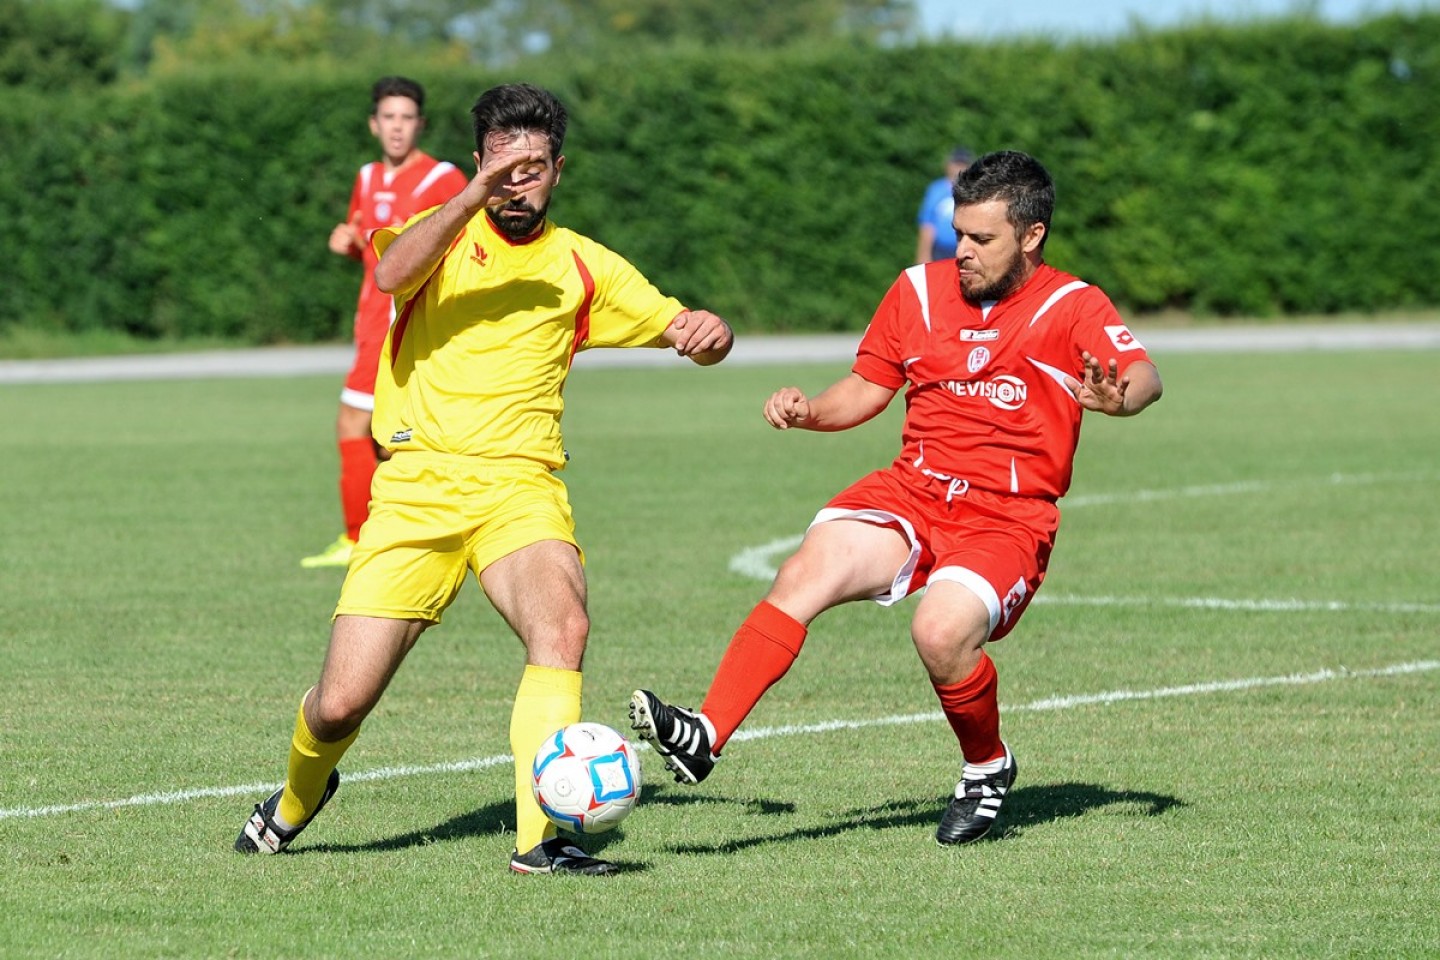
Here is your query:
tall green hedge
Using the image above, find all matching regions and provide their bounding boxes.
[2,12,1436,343]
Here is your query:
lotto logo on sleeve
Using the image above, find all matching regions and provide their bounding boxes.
[1104,325,1145,352]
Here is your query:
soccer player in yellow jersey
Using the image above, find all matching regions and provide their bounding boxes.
[235,83,733,874]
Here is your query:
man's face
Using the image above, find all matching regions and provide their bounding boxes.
[479,130,564,240]
[952,199,1043,303]
[369,96,424,165]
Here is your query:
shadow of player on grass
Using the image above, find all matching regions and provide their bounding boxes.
[294,796,627,860]
[290,782,791,859]
[285,781,1177,860]
[661,782,1185,856]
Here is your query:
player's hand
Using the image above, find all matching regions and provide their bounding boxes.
[463,133,552,211]
[1065,350,1130,414]
[764,387,812,430]
[328,214,362,256]
[666,310,733,364]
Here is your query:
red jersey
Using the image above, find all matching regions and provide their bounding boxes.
[346,152,468,326]
[853,261,1152,501]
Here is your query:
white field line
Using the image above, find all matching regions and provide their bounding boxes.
[1036,594,1440,615]
[730,660,1439,740]
[727,470,1428,582]
[3,660,1435,822]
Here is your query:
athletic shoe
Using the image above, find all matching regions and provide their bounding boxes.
[300,534,355,569]
[935,744,1017,846]
[234,769,340,854]
[509,838,618,876]
[628,689,717,785]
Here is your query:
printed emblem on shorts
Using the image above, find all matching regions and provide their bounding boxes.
[1104,324,1145,352]
[960,329,1000,342]
[390,428,413,443]
[1001,577,1028,624]
[966,346,991,373]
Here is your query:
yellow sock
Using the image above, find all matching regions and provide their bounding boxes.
[510,665,582,853]
[277,690,359,828]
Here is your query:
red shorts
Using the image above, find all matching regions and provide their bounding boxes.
[341,300,393,410]
[814,464,1059,641]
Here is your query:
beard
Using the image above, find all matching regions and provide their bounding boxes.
[959,248,1029,304]
[486,199,548,240]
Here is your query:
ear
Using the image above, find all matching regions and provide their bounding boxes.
[1022,221,1046,255]
[368,115,381,138]
[553,154,565,185]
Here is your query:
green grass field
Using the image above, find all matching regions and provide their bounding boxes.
[1,345,1436,959]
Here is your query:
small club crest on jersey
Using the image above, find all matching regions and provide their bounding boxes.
[471,243,490,267]
[967,346,991,374]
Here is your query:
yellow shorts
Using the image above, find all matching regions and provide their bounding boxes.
[335,452,579,623]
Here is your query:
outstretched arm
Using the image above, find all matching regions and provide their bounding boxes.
[1065,352,1163,416]
[763,372,898,432]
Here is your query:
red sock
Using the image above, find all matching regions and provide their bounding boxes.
[338,437,377,541]
[933,653,1004,765]
[701,601,807,752]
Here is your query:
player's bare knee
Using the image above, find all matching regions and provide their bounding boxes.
[770,549,831,601]
[525,611,589,669]
[911,610,986,665]
[306,690,370,741]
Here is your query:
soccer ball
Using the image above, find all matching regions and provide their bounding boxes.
[531,722,642,834]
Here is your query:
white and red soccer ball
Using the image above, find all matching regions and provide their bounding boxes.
[532,722,642,834]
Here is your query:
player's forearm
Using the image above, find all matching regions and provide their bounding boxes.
[801,375,894,431]
[1118,363,1163,416]
[374,196,481,294]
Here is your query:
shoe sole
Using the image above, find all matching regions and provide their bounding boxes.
[628,691,703,786]
[509,852,620,876]
[510,862,620,876]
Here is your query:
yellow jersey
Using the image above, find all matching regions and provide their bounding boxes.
[371,211,684,467]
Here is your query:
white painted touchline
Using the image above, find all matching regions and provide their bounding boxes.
[1037,595,1440,615]
[3,660,1434,822]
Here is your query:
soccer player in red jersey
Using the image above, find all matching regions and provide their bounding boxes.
[631,150,1163,845]
[301,76,469,569]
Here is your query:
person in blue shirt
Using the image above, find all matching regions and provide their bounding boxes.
[915,145,975,263]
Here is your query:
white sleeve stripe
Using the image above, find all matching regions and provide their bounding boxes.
[1029,280,1090,327]
[412,162,459,197]
[902,264,932,332]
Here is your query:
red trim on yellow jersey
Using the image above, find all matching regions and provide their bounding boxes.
[569,251,595,366]
[484,210,545,247]
[389,267,442,369]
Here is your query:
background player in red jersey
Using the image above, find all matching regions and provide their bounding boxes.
[302,76,469,568]
[631,150,1163,846]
